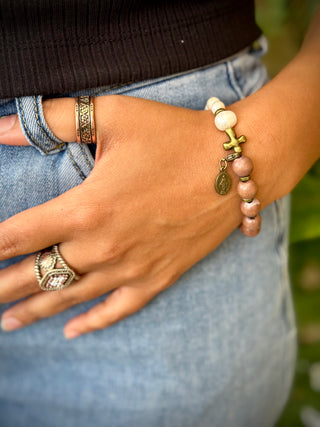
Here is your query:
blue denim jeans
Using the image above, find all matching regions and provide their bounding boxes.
[0,38,297,427]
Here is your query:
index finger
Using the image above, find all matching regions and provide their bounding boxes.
[0,98,76,146]
[0,187,80,261]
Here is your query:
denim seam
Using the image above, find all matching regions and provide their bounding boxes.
[33,96,66,152]
[94,81,134,96]
[225,62,245,100]
[18,97,49,154]
[19,97,92,175]
[94,65,210,97]
[272,199,285,259]
[79,144,94,171]
[109,68,199,95]
[66,147,86,180]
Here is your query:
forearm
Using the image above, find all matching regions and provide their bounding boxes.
[224,8,320,208]
[269,4,320,169]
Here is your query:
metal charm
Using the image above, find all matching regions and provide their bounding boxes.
[225,152,241,162]
[223,128,246,154]
[215,159,231,195]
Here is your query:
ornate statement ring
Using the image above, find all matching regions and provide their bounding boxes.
[75,95,96,144]
[35,245,80,291]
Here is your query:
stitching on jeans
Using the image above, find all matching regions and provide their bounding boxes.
[18,97,90,180]
[67,147,86,180]
[272,199,285,258]
[93,81,134,96]
[33,96,66,152]
[18,97,49,154]
[79,144,94,170]
[106,65,209,96]
[76,82,131,171]
[225,62,245,100]
[119,70,195,93]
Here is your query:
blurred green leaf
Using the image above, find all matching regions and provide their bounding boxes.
[290,161,320,243]
[256,1,320,425]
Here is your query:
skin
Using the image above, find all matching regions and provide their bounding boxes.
[0,8,319,339]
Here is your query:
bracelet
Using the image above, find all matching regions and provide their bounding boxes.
[205,97,261,237]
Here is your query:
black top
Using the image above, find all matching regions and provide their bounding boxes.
[0,0,261,98]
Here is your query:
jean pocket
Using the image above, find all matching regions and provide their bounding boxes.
[15,95,95,180]
[16,95,68,155]
[225,35,269,99]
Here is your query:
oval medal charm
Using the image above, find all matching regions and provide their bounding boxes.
[215,171,231,195]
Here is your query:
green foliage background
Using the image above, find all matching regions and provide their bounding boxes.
[255,1,320,425]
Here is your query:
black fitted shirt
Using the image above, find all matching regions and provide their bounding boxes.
[0,0,261,98]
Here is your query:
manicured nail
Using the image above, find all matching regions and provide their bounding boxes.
[0,115,17,135]
[64,330,81,340]
[1,316,24,331]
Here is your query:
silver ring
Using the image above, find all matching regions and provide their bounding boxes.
[35,245,80,291]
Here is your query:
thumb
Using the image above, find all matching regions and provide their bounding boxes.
[0,97,76,146]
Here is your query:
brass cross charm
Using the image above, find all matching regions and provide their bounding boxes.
[223,128,247,153]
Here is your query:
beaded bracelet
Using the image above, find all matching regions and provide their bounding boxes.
[205,97,261,237]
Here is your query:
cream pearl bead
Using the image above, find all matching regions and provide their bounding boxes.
[214,110,237,131]
[205,97,220,110]
[210,100,225,114]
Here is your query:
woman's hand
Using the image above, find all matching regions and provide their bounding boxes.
[0,95,244,338]
[1,2,320,338]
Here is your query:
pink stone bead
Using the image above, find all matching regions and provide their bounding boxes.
[237,180,258,200]
[240,198,261,217]
[242,214,261,230]
[240,225,261,237]
[232,156,253,177]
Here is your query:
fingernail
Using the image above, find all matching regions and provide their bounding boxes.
[0,115,17,135]
[64,330,81,340]
[1,316,24,331]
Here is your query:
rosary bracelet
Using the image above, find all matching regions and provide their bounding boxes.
[205,97,261,237]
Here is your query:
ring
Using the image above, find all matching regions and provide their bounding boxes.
[75,95,96,144]
[35,245,80,291]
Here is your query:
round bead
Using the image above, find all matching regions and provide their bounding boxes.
[232,156,253,177]
[205,97,220,110]
[210,100,225,114]
[237,180,258,200]
[240,198,261,217]
[214,110,237,131]
[242,214,261,230]
[240,225,260,237]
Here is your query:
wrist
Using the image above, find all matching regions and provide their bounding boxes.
[228,65,320,209]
